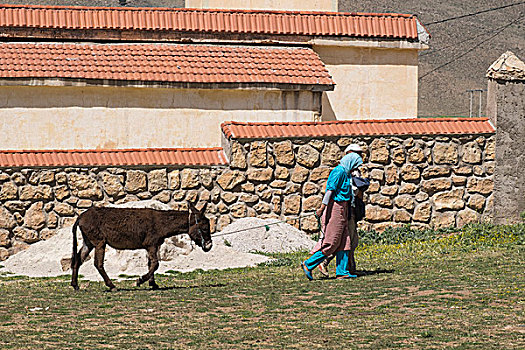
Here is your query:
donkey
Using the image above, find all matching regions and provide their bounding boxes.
[70,203,212,291]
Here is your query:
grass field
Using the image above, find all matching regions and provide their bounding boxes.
[0,223,523,349]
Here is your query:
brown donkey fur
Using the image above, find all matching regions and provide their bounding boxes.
[71,204,212,291]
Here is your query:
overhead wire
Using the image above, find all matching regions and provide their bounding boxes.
[424,1,525,26]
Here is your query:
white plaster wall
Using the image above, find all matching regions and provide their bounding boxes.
[0,86,318,150]
[314,45,419,120]
[185,0,337,11]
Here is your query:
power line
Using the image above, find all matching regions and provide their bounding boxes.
[419,13,524,81]
[424,1,525,26]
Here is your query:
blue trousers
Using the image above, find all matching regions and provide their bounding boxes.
[304,250,351,276]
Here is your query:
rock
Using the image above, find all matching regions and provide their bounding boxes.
[454,166,473,176]
[385,166,399,184]
[55,172,67,184]
[433,189,465,210]
[274,140,295,166]
[452,176,467,186]
[407,147,425,163]
[270,180,287,189]
[421,178,452,194]
[198,190,210,203]
[217,170,246,191]
[54,203,75,216]
[54,185,70,201]
[468,194,486,212]
[431,212,455,228]
[473,166,484,176]
[283,195,301,215]
[321,142,343,166]
[0,207,17,230]
[422,166,451,179]
[0,182,18,200]
[240,182,255,192]
[230,203,247,218]
[185,190,199,203]
[369,169,384,182]
[253,202,271,214]
[125,170,147,194]
[172,190,185,201]
[462,141,482,164]
[246,168,273,182]
[201,169,215,189]
[466,178,494,195]
[216,215,231,231]
[369,194,393,207]
[399,183,418,194]
[303,195,321,211]
[290,166,309,183]
[19,185,53,201]
[148,169,168,192]
[249,141,267,167]
[301,215,320,233]
[275,166,290,180]
[271,196,281,214]
[367,182,380,193]
[393,210,411,222]
[365,206,392,221]
[24,202,46,230]
[484,139,495,161]
[400,164,420,181]
[240,194,258,204]
[456,209,479,227]
[284,183,300,194]
[302,182,319,196]
[392,147,406,165]
[310,167,331,182]
[309,139,325,150]
[0,229,10,246]
[337,137,353,147]
[4,201,27,212]
[221,192,238,205]
[394,196,415,210]
[415,192,429,202]
[180,169,200,189]
[371,222,405,232]
[380,185,398,196]
[101,173,125,198]
[296,145,320,168]
[230,141,247,169]
[0,247,8,261]
[68,174,103,200]
[47,212,59,229]
[11,173,26,186]
[13,227,39,243]
[413,203,432,222]
[433,143,459,164]
[168,170,180,190]
[369,139,389,164]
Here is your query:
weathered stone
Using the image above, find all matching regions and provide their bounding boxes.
[271,196,282,214]
[101,173,125,198]
[434,143,459,164]
[399,183,418,194]
[180,169,200,189]
[0,206,16,229]
[13,227,39,243]
[39,171,55,184]
[452,176,467,186]
[468,194,486,212]
[54,203,75,216]
[44,202,53,212]
[369,194,393,207]
[253,202,271,214]
[230,141,247,169]
[454,166,473,176]
[431,212,456,228]
[240,182,255,192]
[0,247,8,261]
[302,182,319,196]
[413,203,432,222]
[368,182,380,193]
[301,215,320,233]
[217,170,246,190]
[221,192,238,204]
[125,170,147,194]
[68,174,103,200]
[47,211,58,229]
[216,215,231,231]
[380,185,398,196]
[217,202,229,214]
[310,167,331,182]
[415,192,429,202]
[0,182,18,200]
[0,173,9,182]
[4,201,27,212]
[393,210,411,222]
[172,190,185,201]
[148,169,168,192]
[369,139,389,164]
[284,183,300,195]
[11,173,26,186]
[400,165,420,181]
[385,166,399,184]
[337,137,353,147]
[247,168,273,182]
[54,185,70,201]
[433,189,465,211]
[249,141,268,167]
[19,185,53,201]
[485,162,495,175]
[136,191,152,200]
[303,195,322,211]
[473,166,484,176]
[270,180,287,189]
[394,196,415,210]
[466,178,494,195]
[230,203,247,218]
[275,166,290,180]
[168,170,181,190]
[371,222,405,232]
[14,212,23,225]
[421,178,452,194]
[24,202,46,230]
[259,190,273,201]
[407,147,425,163]
[185,190,199,203]
[274,140,295,166]
[392,147,406,165]
[39,228,54,241]
[456,209,479,227]
[369,169,384,182]
[484,139,495,161]
[240,194,258,204]
[211,188,221,203]
[0,229,10,247]
[283,195,301,215]
[290,166,309,183]
[296,145,320,168]
[55,172,67,184]
[321,142,343,166]
[365,206,392,221]
[422,166,451,179]
[462,141,482,164]
[309,139,325,150]
[153,190,172,203]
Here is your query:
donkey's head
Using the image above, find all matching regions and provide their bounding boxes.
[188,203,213,252]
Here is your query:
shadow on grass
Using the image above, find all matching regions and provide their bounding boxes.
[113,283,227,292]
[316,268,394,280]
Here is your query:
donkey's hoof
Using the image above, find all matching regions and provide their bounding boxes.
[71,285,80,291]
[136,278,144,287]
[150,283,159,290]
[108,287,118,292]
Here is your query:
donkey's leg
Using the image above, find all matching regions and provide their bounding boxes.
[137,245,160,289]
[71,242,93,290]
[94,243,117,292]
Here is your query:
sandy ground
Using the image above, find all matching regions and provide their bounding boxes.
[0,201,316,281]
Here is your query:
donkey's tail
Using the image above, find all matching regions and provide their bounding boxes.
[71,217,80,269]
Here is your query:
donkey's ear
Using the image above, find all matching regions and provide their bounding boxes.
[188,202,199,214]
[199,202,208,215]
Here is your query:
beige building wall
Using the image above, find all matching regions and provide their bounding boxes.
[185,0,337,11]
[0,86,319,150]
[314,45,419,120]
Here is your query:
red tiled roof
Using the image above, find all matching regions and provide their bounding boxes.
[0,42,333,87]
[221,118,495,139]
[0,148,228,167]
[0,4,420,40]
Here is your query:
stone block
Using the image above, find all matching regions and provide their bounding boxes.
[369,169,384,182]
[301,215,320,233]
[392,147,406,165]
[484,139,495,161]
[462,141,482,164]
[253,202,271,214]
[217,170,246,191]
[321,142,343,166]
[274,140,295,166]
[290,166,309,183]
[454,166,473,176]
[422,166,451,179]
[421,178,452,194]
[369,139,389,164]
[101,173,125,198]
[249,141,268,167]
[310,167,331,182]
[0,182,18,200]
[468,194,486,212]
[433,143,459,165]
[302,182,320,196]
[365,206,392,222]
[54,203,75,216]
[270,180,287,189]
[68,174,103,200]
[296,145,320,168]
[240,194,258,204]
[180,169,200,189]
[13,227,39,243]
[230,203,247,218]
[19,185,53,201]
[275,166,290,180]
[413,203,431,222]
[380,185,398,196]
[125,170,147,194]
[230,141,247,169]
[309,139,325,150]
[456,209,479,227]
[303,195,322,211]
[168,170,181,190]
[216,215,231,231]
[283,195,301,215]
[369,194,393,207]
[148,169,168,192]
[367,182,380,193]
[284,184,301,195]
[407,147,425,163]
[393,210,411,222]
[466,178,494,195]
[394,196,415,210]
[385,166,399,184]
[399,183,418,194]
[400,164,420,181]
[0,229,10,247]
[153,190,172,203]
[247,168,273,182]
[433,189,465,211]
[24,202,46,230]
[431,212,455,229]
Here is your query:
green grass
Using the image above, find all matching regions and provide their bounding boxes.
[0,224,523,349]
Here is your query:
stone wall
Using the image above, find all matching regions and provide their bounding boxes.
[0,132,495,261]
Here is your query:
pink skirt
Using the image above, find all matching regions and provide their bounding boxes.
[310,200,351,255]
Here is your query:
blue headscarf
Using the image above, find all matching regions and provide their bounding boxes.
[340,153,363,176]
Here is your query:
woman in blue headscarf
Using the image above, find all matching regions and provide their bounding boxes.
[301,152,363,280]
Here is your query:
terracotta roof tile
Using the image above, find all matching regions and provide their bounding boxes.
[0,4,420,39]
[0,148,227,167]
[0,42,333,87]
[221,118,495,139]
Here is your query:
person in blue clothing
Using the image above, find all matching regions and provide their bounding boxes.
[301,151,363,280]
